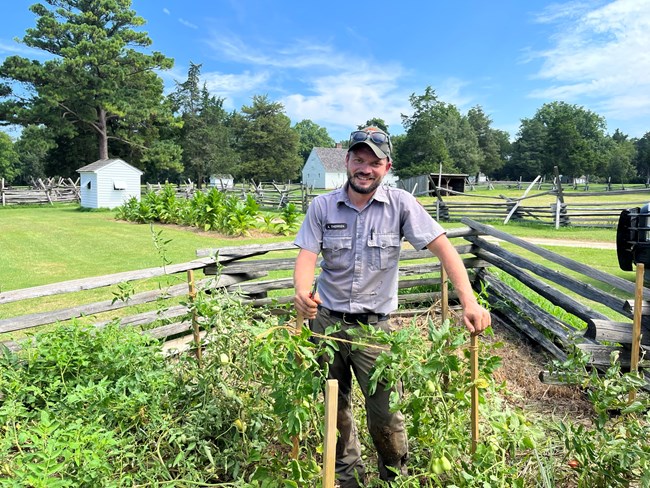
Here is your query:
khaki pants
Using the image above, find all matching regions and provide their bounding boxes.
[311,307,408,487]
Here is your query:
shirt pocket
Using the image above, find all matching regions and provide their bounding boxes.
[322,235,352,270]
[368,233,401,270]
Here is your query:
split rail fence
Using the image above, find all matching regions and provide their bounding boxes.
[1,219,647,388]
[423,168,650,229]
[148,180,316,212]
[1,177,80,206]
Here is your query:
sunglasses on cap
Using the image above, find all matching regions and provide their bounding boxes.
[349,130,392,149]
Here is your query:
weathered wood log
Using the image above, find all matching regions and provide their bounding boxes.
[472,247,611,325]
[575,343,650,369]
[0,282,192,334]
[92,305,190,329]
[478,269,584,345]
[623,299,650,315]
[462,217,645,299]
[143,320,192,340]
[217,258,297,274]
[0,258,215,305]
[466,235,628,316]
[487,310,567,361]
[0,273,256,333]
[586,319,650,346]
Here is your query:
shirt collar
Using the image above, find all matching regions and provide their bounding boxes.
[336,183,390,206]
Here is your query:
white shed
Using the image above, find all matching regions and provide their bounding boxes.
[77,158,143,209]
[302,146,398,189]
[208,174,234,190]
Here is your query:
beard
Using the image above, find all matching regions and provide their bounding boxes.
[347,172,383,195]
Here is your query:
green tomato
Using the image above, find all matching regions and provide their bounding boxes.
[440,455,452,471]
[430,457,444,475]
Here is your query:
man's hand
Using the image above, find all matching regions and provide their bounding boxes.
[294,290,321,319]
[462,301,491,335]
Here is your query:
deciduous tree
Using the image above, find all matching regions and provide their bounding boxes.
[635,132,650,181]
[13,124,55,184]
[396,86,481,178]
[358,118,389,134]
[604,131,636,185]
[467,105,509,176]
[292,119,335,162]
[0,132,19,183]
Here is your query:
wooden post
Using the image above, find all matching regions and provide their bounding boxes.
[1,178,5,207]
[553,166,566,229]
[290,309,307,459]
[629,263,644,402]
[440,266,448,323]
[322,379,338,488]
[470,333,479,454]
[186,270,203,366]
[428,174,444,222]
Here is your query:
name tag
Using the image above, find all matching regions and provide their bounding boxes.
[325,223,347,230]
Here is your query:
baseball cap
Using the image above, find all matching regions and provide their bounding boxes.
[348,127,392,160]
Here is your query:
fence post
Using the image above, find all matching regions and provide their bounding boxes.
[440,265,448,323]
[1,178,5,207]
[553,166,566,229]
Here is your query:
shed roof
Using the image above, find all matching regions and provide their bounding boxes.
[429,173,469,178]
[313,147,347,172]
[77,158,143,175]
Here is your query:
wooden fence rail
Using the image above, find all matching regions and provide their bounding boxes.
[146,180,316,212]
[1,178,80,206]
[430,183,650,228]
[1,221,647,387]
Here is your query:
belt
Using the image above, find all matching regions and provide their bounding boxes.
[320,306,389,324]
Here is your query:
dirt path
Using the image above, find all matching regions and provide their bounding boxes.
[522,237,615,249]
[485,236,616,249]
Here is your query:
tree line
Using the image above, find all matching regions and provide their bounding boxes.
[1,0,650,187]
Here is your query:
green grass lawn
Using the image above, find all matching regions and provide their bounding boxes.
[0,204,292,292]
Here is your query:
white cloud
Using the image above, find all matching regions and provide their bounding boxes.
[163,8,170,15]
[178,18,198,30]
[203,33,443,137]
[0,41,47,58]
[281,69,408,134]
[203,70,270,100]
[530,0,650,121]
[205,34,343,70]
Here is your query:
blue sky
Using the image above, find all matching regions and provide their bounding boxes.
[1,0,650,142]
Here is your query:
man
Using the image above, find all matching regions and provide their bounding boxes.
[293,126,490,486]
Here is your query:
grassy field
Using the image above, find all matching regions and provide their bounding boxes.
[0,204,292,291]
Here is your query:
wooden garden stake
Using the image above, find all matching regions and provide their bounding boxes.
[290,308,307,460]
[186,269,202,367]
[629,263,644,402]
[470,333,479,454]
[291,280,318,460]
[440,265,448,322]
[323,379,338,488]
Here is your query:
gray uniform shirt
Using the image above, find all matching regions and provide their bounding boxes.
[294,184,445,314]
